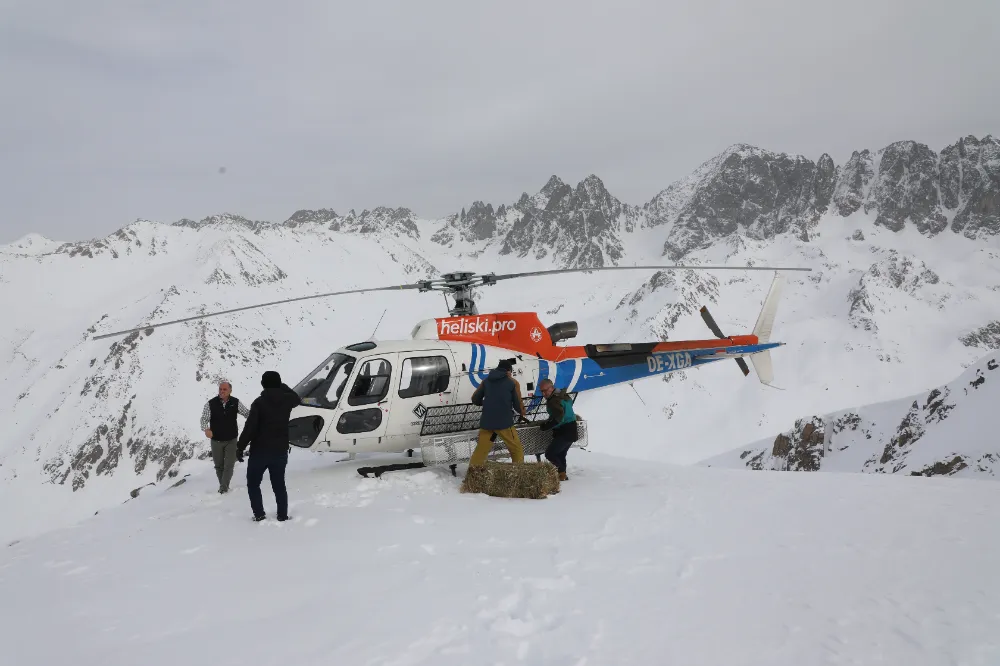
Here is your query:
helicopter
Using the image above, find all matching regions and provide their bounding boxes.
[94,264,809,455]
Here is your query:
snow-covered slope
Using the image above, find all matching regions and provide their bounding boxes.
[3,452,1000,666]
[2,134,999,544]
[700,353,1000,477]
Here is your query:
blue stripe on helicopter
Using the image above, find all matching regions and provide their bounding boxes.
[544,343,781,393]
[468,341,780,396]
[467,343,490,389]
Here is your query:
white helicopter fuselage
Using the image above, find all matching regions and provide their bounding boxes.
[287,336,540,454]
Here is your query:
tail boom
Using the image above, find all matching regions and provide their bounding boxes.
[538,341,781,393]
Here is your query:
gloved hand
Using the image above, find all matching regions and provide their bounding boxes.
[539,421,554,432]
[237,450,245,463]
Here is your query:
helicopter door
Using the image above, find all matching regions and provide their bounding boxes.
[332,354,398,449]
[385,350,457,448]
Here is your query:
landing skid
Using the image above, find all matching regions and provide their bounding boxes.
[357,462,426,478]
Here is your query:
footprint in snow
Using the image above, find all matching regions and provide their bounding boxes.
[180,546,204,555]
[45,560,75,569]
[477,577,574,637]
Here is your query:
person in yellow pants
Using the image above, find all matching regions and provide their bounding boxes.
[469,359,526,465]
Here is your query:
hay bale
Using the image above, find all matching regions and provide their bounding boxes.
[460,461,561,499]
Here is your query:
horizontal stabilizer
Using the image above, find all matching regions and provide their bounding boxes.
[750,349,774,385]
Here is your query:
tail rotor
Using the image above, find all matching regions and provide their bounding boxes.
[698,271,787,386]
[699,305,751,377]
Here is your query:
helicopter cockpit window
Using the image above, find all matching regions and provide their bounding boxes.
[347,358,392,406]
[292,352,356,409]
[398,356,451,398]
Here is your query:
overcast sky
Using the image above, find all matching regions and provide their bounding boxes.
[1,0,998,244]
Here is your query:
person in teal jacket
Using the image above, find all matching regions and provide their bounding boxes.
[537,378,578,480]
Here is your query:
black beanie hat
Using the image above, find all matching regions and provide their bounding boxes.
[261,370,281,388]
[497,358,514,371]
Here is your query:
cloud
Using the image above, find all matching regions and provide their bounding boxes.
[1,0,998,243]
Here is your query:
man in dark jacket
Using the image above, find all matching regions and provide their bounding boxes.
[200,381,250,493]
[537,378,578,481]
[237,370,302,522]
[469,359,526,466]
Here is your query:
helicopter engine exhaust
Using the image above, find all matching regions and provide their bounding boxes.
[547,321,578,344]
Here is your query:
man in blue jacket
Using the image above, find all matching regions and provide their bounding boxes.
[469,359,526,466]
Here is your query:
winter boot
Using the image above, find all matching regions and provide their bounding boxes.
[559,471,568,481]
[277,515,291,522]
[252,514,267,522]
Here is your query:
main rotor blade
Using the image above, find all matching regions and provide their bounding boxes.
[489,264,811,282]
[699,305,726,339]
[91,282,423,340]
[735,357,751,376]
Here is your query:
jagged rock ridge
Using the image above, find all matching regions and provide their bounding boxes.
[702,354,1000,478]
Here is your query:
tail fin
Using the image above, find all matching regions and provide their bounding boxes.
[749,272,785,386]
[752,272,785,344]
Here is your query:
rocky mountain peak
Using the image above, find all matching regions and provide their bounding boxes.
[720,143,762,159]
[459,201,499,242]
[866,140,947,235]
[540,175,568,199]
[832,149,875,216]
[283,208,340,228]
[941,134,1000,240]
[660,145,834,258]
[173,214,272,233]
[574,174,613,209]
[331,206,420,239]
[204,214,259,227]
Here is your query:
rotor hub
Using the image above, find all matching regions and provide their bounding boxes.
[416,271,497,317]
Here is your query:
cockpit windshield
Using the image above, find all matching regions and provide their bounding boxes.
[292,352,356,409]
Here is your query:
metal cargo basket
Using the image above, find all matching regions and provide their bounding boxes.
[418,393,588,471]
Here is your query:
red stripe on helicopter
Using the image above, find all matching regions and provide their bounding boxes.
[434,313,758,361]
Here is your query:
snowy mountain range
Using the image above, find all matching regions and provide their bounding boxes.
[1,133,998,543]
[427,134,1000,266]
[700,352,999,477]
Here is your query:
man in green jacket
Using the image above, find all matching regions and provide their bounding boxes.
[537,378,577,480]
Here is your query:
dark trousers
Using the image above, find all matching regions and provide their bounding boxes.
[246,450,288,519]
[544,426,575,473]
